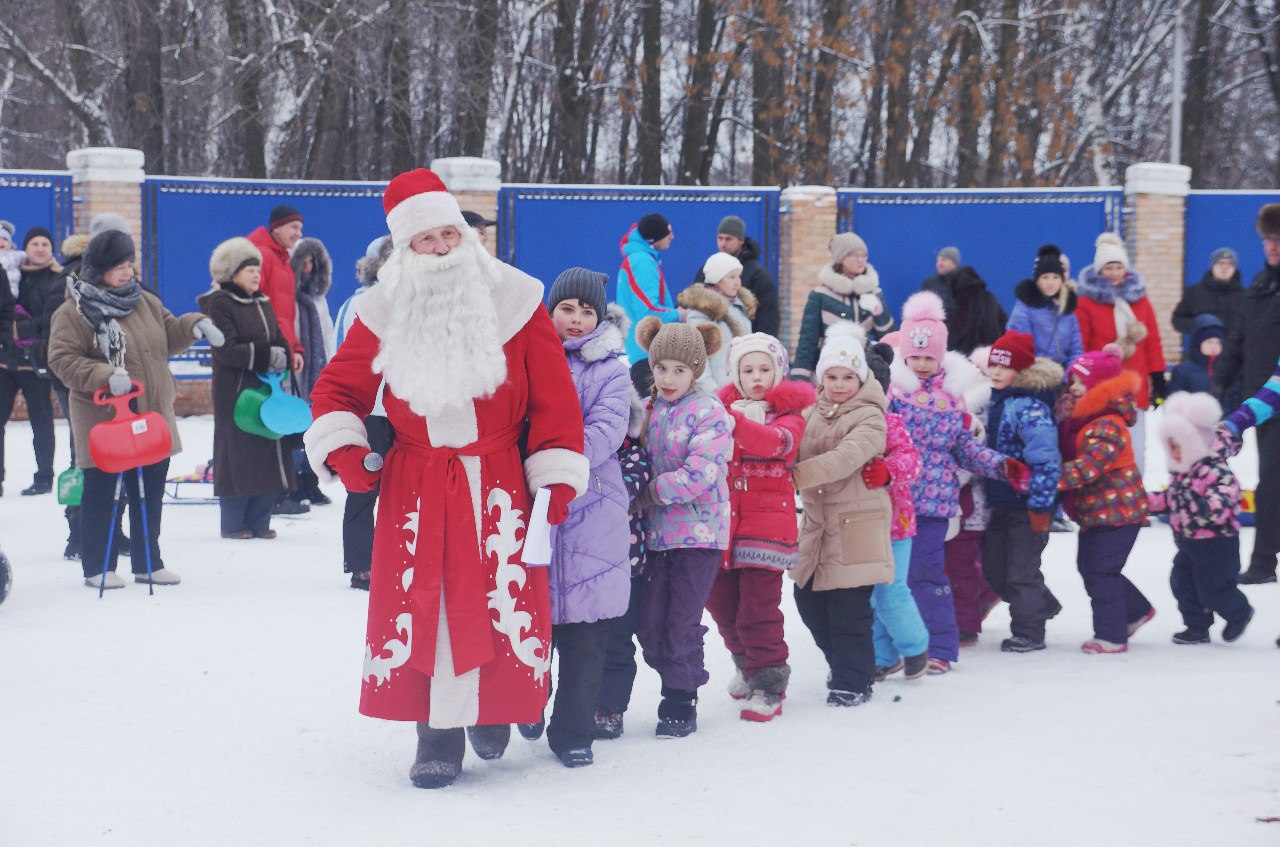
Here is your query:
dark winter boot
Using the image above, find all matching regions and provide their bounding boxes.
[299,470,331,506]
[1222,607,1255,643]
[903,652,929,680]
[1238,557,1277,584]
[466,724,511,760]
[655,687,698,738]
[517,720,545,741]
[827,688,872,708]
[874,657,904,682]
[740,665,789,722]
[64,506,80,560]
[410,724,464,789]
[593,707,624,740]
[557,747,594,768]
[1000,635,1046,653]
[1171,628,1210,645]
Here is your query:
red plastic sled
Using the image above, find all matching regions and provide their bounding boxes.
[88,381,173,473]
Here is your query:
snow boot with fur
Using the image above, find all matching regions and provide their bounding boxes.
[466,724,511,760]
[594,708,624,740]
[739,664,789,722]
[727,653,751,700]
[411,724,464,789]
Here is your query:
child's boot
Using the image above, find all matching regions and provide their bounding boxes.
[740,664,789,722]
[655,687,698,738]
[874,657,904,681]
[1171,628,1210,645]
[903,652,929,679]
[410,724,465,789]
[1223,606,1255,643]
[593,707,624,740]
[727,653,751,700]
[1081,638,1127,654]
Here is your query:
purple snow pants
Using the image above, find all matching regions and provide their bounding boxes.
[1077,524,1153,644]
[908,516,959,662]
[637,547,722,691]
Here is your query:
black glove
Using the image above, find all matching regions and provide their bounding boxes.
[1150,371,1168,405]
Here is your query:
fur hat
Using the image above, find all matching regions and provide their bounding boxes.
[829,232,868,264]
[61,232,90,261]
[702,252,744,286]
[1068,342,1125,391]
[1093,232,1128,271]
[1257,204,1280,239]
[988,330,1036,372]
[356,236,393,286]
[938,246,961,265]
[718,215,746,240]
[0,220,13,239]
[1158,391,1224,473]
[549,267,608,318]
[636,317,720,378]
[637,213,672,243]
[382,168,466,249]
[816,322,870,384]
[728,332,789,396]
[89,212,131,238]
[82,229,136,281]
[899,291,948,362]
[866,342,894,393]
[209,237,262,284]
[1033,244,1065,279]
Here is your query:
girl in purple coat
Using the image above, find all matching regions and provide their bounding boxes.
[888,293,1030,673]
[542,269,634,768]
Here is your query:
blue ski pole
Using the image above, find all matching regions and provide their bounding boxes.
[136,466,155,596]
[98,472,124,599]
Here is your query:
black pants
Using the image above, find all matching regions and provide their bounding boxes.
[629,359,654,398]
[1251,418,1280,574]
[1171,535,1253,631]
[547,619,613,754]
[793,581,875,694]
[80,459,169,578]
[0,368,54,485]
[982,508,1060,641]
[341,415,394,573]
[597,576,641,713]
[220,494,276,534]
[52,381,73,466]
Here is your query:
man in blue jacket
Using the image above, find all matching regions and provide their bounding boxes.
[616,214,680,394]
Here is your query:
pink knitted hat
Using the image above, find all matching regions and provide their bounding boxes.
[1068,343,1125,391]
[899,291,948,362]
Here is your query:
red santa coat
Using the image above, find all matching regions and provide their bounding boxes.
[247,226,303,355]
[306,264,587,727]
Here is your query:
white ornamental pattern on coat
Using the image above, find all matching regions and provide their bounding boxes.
[361,502,420,686]
[484,487,551,676]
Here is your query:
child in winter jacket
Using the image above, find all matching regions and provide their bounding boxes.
[1168,314,1225,397]
[630,317,732,738]
[1057,344,1156,653]
[706,332,815,721]
[1006,244,1084,370]
[542,269,634,767]
[0,221,26,295]
[859,341,930,681]
[1148,392,1254,645]
[792,232,893,382]
[982,331,1064,653]
[679,252,757,391]
[793,324,892,706]
[888,292,1030,673]
[1076,232,1166,474]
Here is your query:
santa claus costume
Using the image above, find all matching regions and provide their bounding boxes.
[305,169,587,788]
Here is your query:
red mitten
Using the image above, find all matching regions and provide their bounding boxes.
[326,445,381,493]
[546,483,576,526]
[861,457,891,489]
[1028,510,1051,533]
[1004,458,1032,494]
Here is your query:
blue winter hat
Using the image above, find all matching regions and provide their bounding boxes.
[1210,247,1238,267]
[365,235,390,259]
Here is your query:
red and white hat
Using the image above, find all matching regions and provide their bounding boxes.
[383,168,468,249]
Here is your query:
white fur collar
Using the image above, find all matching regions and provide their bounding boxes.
[817,262,881,297]
[356,258,544,344]
[889,349,984,409]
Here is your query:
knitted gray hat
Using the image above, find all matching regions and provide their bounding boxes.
[938,246,961,265]
[717,215,746,240]
[89,212,132,238]
[549,267,608,318]
[829,232,868,264]
[1210,247,1238,266]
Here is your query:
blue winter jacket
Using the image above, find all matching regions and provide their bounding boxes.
[616,225,679,363]
[551,307,634,625]
[1169,313,1225,397]
[1006,278,1084,370]
[983,359,1063,512]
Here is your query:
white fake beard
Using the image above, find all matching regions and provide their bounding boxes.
[372,238,507,418]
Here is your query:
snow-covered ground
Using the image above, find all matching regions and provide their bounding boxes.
[2,412,1279,846]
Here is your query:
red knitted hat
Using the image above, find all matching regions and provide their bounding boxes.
[988,330,1036,372]
[382,168,467,248]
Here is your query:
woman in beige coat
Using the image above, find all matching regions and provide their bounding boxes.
[792,323,892,707]
[48,230,221,590]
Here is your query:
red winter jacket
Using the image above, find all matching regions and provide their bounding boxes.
[717,379,816,571]
[1075,271,1165,409]
[247,226,302,355]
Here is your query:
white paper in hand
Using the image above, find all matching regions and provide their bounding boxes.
[522,487,553,567]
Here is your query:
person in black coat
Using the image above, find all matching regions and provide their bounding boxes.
[1217,204,1280,583]
[695,216,780,337]
[920,246,961,318]
[1173,248,1247,343]
[946,265,1008,355]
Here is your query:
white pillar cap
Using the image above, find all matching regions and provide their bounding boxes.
[65,148,145,184]
[429,157,501,192]
[1124,162,1191,198]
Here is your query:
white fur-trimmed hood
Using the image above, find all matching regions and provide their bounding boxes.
[890,349,985,409]
[817,261,881,297]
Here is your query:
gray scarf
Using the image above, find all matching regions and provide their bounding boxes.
[69,275,142,367]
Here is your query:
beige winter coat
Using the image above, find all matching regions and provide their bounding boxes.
[792,375,893,591]
[47,290,202,470]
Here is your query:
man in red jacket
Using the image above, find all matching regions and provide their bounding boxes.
[247,206,305,373]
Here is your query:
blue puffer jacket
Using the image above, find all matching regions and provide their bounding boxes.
[616,225,680,363]
[1169,313,1224,396]
[983,358,1063,512]
[887,351,1009,519]
[1006,278,1083,369]
[550,307,634,625]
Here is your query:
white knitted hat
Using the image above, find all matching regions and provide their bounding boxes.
[1093,232,1129,271]
[816,322,870,383]
[702,251,744,285]
[728,332,789,395]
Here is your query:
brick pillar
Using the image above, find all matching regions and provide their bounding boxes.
[1125,162,1191,366]
[779,186,838,353]
[65,147,145,237]
[431,156,501,255]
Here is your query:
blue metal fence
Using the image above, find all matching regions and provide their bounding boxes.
[142,176,389,315]
[0,170,74,248]
[1185,191,1280,285]
[837,187,1124,319]
[497,185,782,307]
